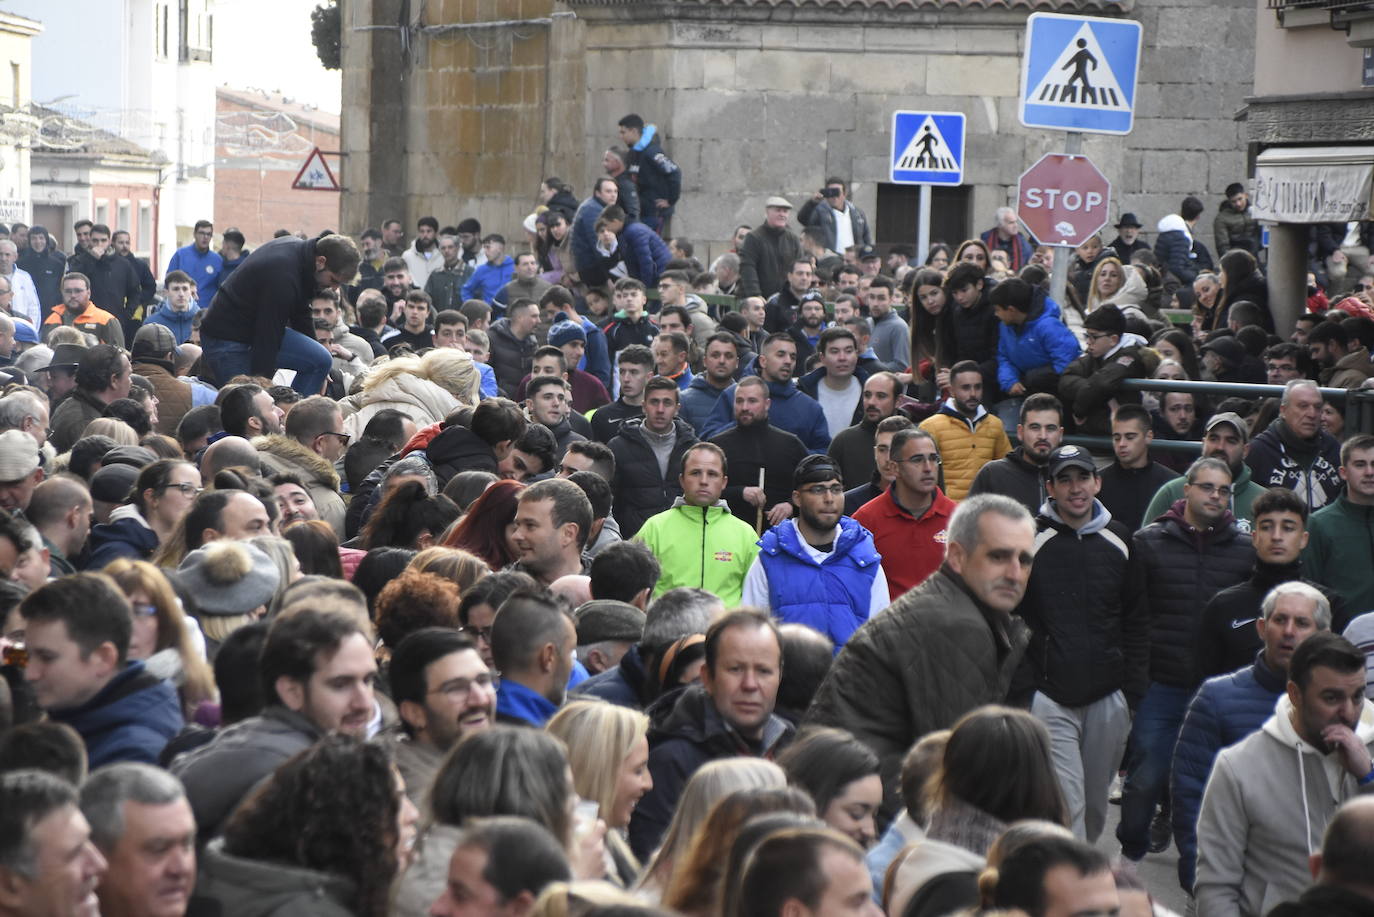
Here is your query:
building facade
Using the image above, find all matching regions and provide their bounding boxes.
[0,12,41,229]
[341,0,1254,265]
[215,87,342,245]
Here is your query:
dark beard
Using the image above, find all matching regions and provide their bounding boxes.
[416,237,436,253]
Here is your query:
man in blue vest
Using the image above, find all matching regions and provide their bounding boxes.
[740,454,888,648]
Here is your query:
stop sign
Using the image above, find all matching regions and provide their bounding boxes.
[1016,153,1112,247]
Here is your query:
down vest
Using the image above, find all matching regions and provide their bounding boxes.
[1019,500,1148,709]
[1131,504,1255,689]
[806,567,1031,824]
[756,516,882,649]
[1170,652,1287,893]
[917,402,1012,500]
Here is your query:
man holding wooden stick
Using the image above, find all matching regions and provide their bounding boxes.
[709,375,808,529]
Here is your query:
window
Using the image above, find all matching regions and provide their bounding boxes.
[155,4,169,60]
[9,63,17,109]
[138,202,153,253]
[179,0,212,63]
[117,200,131,234]
[94,200,109,227]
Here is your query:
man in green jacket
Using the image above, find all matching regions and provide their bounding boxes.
[636,442,759,606]
[1304,434,1374,617]
[1143,412,1265,532]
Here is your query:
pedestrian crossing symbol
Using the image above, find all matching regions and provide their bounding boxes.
[889,111,966,186]
[1020,13,1142,135]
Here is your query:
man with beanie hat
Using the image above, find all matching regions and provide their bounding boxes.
[88,464,139,525]
[741,454,888,648]
[574,599,646,675]
[1058,306,1155,435]
[0,428,43,513]
[130,323,193,437]
[174,540,280,628]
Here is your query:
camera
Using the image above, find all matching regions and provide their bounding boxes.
[821,187,840,198]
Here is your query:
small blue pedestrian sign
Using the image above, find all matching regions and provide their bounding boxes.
[890,111,966,186]
[1020,13,1142,135]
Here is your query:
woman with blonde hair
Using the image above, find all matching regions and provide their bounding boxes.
[103,558,216,715]
[547,701,653,886]
[81,417,139,445]
[341,349,481,438]
[530,880,642,917]
[1085,256,1148,322]
[408,545,490,594]
[636,758,786,903]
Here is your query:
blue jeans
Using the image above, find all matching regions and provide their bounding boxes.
[1116,681,1193,860]
[201,328,332,396]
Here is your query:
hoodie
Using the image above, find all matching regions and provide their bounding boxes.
[143,300,200,344]
[698,378,830,452]
[1194,694,1374,917]
[1155,212,1211,285]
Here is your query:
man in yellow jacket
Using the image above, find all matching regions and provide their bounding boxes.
[917,360,1011,499]
[636,441,759,606]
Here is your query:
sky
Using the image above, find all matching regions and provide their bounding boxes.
[213,0,342,113]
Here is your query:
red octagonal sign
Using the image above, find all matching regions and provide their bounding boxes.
[1017,153,1112,247]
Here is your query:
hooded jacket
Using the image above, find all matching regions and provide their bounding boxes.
[1058,332,1157,435]
[917,400,1012,500]
[1143,462,1266,533]
[627,124,682,222]
[253,435,347,538]
[1171,651,1288,894]
[628,683,793,860]
[142,300,200,344]
[84,504,160,569]
[19,245,65,311]
[193,839,356,917]
[1131,501,1256,689]
[1194,694,1374,917]
[752,516,884,648]
[619,220,673,287]
[1304,495,1374,618]
[699,378,830,452]
[996,291,1081,393]
[636,498,759,606]
[340,373,462,439]
[678,374,731,436]
[608,417,698,538]
[52,661,182,768]
[1155,212,1212,285]
[171,706,323,844]
[806,568,1031,824]
[1245,419,1344,511]
[570,195,608,286]
[1019,499,1149,708]
[402,239,443,288]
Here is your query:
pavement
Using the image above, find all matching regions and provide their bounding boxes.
[1097,802,1191,916]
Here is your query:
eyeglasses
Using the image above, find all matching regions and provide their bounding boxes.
[319,431,351,446]
[1187,482,1233,498]
[800,485,846,497]
[1084,331,1112,342]
[132,603,159,618]
[894,453,942,467]
[161,482,203,497]
[461,625,494,643]
[428,671,499,700]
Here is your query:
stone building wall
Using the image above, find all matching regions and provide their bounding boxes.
[342,0,1254,260]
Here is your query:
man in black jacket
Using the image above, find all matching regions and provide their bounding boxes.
[199,234,359,395]
[1118,456,1255,862]
[608,377,698,538]
[1194,486,1346,681]
[18,225,65,313]
[1098,404,1179,531]
[66,224,141,341]
[1019,445,1147,843]
[710,376,809,527]
[486,299,539,395]
[967,393,1064,514]
[738,199,802,300]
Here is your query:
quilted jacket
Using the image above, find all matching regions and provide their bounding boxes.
[805,567,1030,825]
[917,401,1012,500]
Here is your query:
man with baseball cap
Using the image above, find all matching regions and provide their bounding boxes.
[738,197,802,300]
[1019,444,1146,842]
[130,323,193,438]
[1143,411,1267,530]
[0,428,43,513]
[741,454,887,648]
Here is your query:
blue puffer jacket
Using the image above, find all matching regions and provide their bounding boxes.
[53,661,183,767]
[996,290,1081,393]
[757,516,882,648]
[620,221,673,287]
[570,196,607,286]
[83,511,160,570]
[1170,652,1286,893]
[142,301,200,344]
[699,379,831,453]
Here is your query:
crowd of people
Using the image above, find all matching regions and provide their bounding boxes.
[3,117,1374,917]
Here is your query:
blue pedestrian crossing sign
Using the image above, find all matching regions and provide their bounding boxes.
[890,111,966,186]
[1019,13,1142,135]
